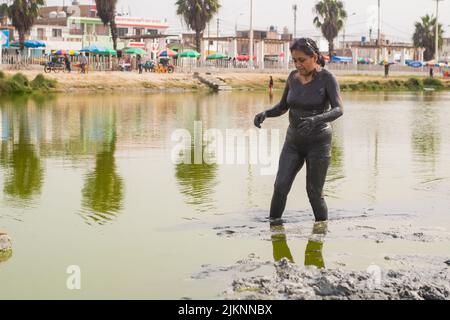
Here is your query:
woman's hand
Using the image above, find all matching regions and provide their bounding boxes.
[254,112,267,129]
[297,116,317,135]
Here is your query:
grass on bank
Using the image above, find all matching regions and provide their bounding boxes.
[339,77,446,92]
[0,71,57,95]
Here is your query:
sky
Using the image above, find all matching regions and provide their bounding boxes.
[46,0,450,42]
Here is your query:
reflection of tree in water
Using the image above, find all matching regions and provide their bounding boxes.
[175,146,218,213]
[325,135,345,197]
[2,105,43,202]
[81,116,124,226]
[411,105,440,170]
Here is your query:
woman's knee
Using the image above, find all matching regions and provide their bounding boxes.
[274,179,292,197]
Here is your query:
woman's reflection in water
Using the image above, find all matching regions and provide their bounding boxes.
[270,221,328,269]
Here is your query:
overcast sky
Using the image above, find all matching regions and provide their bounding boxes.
[47,0,450,42]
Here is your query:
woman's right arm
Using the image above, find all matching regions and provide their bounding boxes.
[265,80,290,117]
[254,74,292,128]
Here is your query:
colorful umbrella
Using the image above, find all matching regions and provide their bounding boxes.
[178,50,201,58]
[236,54,256,61]
[206,53,228,60]
[81,44,105,54]
[100,47,117,56]
[10,40,46,48]
[81,44,116,55]
[124,47,148,55]
[159,49,177,57]
[53,50,67,55]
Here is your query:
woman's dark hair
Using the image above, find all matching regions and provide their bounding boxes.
[290,38,326,67]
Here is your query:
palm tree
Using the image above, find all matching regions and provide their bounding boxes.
[176,0,220,53]
[413,14,444,61]
[313,0,347,57]
[0,2,9,24]
[8,0,44,51]
[95,0,118,50]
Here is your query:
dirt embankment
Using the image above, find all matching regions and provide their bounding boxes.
[2,70,449,94]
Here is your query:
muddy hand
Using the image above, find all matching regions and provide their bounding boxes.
[254,112,267,129]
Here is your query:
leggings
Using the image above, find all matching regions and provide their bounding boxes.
[270,127,332,221]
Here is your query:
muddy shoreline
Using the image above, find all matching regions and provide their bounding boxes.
[189,209,450,300]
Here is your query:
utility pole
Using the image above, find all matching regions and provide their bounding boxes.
[208,22,210,55]
[434,0,444,62]
[249,0,254,69]
[292,4,298,39]
[377,0,381,62]
[217,18,220,53]
[377,0,381,45]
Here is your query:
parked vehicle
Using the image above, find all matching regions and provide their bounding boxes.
[42,57,66,73]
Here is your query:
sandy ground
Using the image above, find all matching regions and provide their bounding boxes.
[3,69,449,93]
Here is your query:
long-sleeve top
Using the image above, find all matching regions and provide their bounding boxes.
[265,69,344,134]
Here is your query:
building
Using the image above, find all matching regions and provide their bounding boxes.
[16,1,170,52]
[344,38,425,64]
[440,37,450,62]
[185,26,293,69]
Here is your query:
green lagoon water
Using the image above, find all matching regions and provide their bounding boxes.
[0,91,449,299]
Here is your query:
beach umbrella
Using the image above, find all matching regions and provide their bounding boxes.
[81,44,104,53]
[54,50,67,55]
[124,47,148,55]
[10,40,46,48]
[178,50,201,58]
[81,44,115,55]
[206,53,228,60]
[408,61,423,68]
[236,54,256,61]
[69,50,80,56]
[158,49,177,57]
[331,55,352,63]
[100,47,117,56]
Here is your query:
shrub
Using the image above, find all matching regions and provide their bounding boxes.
[11,72,29,87]
[423,77,443,88]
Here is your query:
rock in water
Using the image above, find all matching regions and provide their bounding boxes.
[0,231,13,263]
[0,232,12,251]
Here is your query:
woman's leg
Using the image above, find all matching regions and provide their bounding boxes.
[305,156,331,221]
[270,142,305,220]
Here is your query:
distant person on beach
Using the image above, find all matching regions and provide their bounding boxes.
[429,67,434,78]
[254,38,344,222]
[384,61,393,78]
[64,54,71,73]
[79,52,88,74]
[269,76,274,94]
[137,54,143,74]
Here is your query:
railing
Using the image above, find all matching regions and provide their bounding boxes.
[0,52,438,75]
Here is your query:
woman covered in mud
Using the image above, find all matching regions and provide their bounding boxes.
[254,38,344,222]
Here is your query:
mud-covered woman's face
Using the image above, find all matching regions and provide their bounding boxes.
[291,49,318,76]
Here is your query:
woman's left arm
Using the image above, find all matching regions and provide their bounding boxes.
[312,73,344,123]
